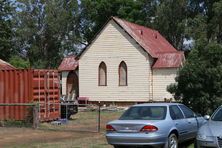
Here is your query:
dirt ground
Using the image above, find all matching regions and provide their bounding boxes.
[0,127,111,148]
[0,110,121,148]
[0,110,194,148]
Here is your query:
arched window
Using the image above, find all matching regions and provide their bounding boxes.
[119,61,127,86]
[98,62,107,86]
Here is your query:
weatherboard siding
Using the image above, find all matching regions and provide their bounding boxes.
[152,68,177,101]
[61,71,68,96]
[79,20,152,102]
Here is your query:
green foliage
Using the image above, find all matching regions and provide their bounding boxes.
[9,55,30,68]
[154,0,187,49]
[211,1,222,43]
[80,0,157,42]
[14,0,81,68]
[2,120,32,127]
[186,0,222,43]
[0,0,14,61]
[1,0,221,115]
[80,0,222,50]
[169,43,222,114]
[167,0,222,114]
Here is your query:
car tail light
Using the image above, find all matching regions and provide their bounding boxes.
[140,125,158,132]
[106,124,116,131]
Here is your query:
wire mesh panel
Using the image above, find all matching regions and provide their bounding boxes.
[0,104,38,128]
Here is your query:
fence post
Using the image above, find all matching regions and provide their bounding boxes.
[66,103,68,119]
[33,104,39,129]
[97,101,101,133]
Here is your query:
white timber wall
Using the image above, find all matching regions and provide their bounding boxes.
[79,20,152,102]
[152,68,178,101]
[61,71,68,96]
[60,70,79,96]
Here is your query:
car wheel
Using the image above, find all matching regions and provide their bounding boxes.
[164,133,178,148]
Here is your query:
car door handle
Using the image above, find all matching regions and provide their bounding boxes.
[188,121,191,124]
[175,122,179,125]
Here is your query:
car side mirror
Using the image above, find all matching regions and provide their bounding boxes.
[204,115,210,120]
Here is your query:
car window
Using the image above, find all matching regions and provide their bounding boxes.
[169,105,184,120]
[119,106,167,120]
[179,105,194,118]
[212,107,222,121]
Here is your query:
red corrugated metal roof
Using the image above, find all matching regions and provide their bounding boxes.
[112,17,184,68]
[0,59,15,70]
[152,52,185,69]
[76,17,184,68]
[58,55,78,71]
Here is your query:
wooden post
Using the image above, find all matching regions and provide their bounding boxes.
[33,104,39,129]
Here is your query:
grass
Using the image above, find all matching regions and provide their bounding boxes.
[40,110,124,132]
[0,110,194,148]
[1,120,32,127]
[10,133,111,148]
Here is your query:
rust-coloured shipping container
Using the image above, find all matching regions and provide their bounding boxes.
[0,69,60,121]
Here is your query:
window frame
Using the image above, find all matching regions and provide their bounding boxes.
[179,105,195,118]
[119,106,167,120]
[211,107,222,121]
[169,105,185,120]
[118,61,128,86]
[98,62,107,86]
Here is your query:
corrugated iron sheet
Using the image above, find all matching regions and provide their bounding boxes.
[152,52,185,69]
[77,17,184,68]
[113,17,178,56]
[0,69,60,121]
[0,59,15,70]
[58,55,78,71]
[112,17,184,68]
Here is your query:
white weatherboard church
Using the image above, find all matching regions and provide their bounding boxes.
[59,17,184,104]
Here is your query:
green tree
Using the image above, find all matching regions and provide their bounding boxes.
[168,0,222,114]
[186,0,222,44]
[80,0,157,42]
[0,0,14,61]
[168,43,222,114]
[14,0,81,68]
[211,1,222,43]
[9,55,30,68]
[154,0,188,49]
[80,0,197,50]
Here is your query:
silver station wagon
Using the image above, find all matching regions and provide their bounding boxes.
[106,103,206,148]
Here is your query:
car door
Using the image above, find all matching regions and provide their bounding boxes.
[169,105,190,141]
[195,113,207,127]
[179,105,198,139]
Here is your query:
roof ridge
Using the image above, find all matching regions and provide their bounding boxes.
[112,16,158,32]
[76,16,184,68]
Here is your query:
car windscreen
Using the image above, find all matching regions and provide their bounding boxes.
[119,106,167,120]
[211,107,222,121]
